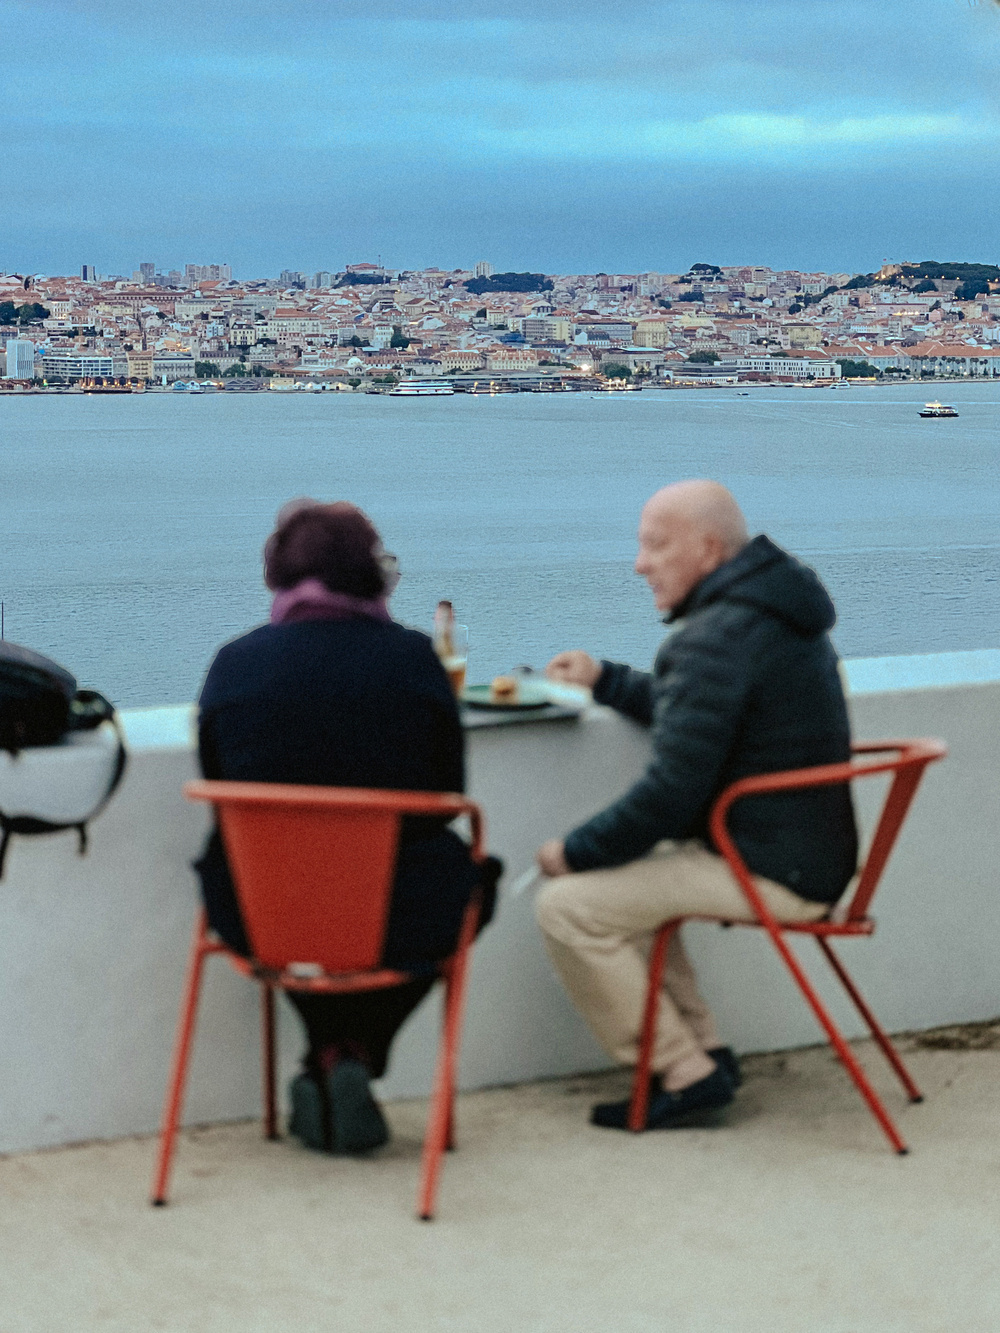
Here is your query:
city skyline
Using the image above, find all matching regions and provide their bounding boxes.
[5,255,999,391]
[2,2,999,277]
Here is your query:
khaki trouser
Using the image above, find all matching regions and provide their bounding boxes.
[535,840,827,1073]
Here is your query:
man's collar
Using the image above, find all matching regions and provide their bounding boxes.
[665,535,778,623]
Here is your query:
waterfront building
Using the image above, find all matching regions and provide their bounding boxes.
[439,348,486,371]
[718,354,841,379]
[151,353,197,382]
[595,345,669,376]
[126,350,155,379]
[485,347,543,371]
[904,341,1000,377]
[5,338,37,380]
[40,350,116,380]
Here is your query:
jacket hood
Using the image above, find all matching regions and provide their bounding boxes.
[671,534,836,636]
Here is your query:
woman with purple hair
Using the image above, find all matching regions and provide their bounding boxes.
[195,499,500,1155]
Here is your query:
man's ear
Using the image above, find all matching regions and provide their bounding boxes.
[701,531,727,571]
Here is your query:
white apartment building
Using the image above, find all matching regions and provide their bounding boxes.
[519,316,571,343]
[719,355,841,379]
[5,338,37,379]
[40,350,119,379]
[259,312,329,338]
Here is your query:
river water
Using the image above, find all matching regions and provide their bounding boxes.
[1,382,997,708]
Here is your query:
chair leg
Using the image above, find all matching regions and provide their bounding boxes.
[151,912,213,1205]
[443,1002,457,1155]
[628,923,675,1132]
[417,899,479,1220]
[261,984,279,1139]
[761,924,910,1154]
[816,937,923,1104]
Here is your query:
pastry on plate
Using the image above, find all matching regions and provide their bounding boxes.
[489,675,519,704]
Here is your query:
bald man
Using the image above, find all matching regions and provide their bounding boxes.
[536,481,858,1130]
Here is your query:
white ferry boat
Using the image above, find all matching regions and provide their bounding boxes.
[919,401,958,418]
[388,380,455,397]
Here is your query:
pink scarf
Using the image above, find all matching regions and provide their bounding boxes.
[270,578,392,625]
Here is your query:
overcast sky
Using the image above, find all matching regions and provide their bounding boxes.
[3,0,999,277]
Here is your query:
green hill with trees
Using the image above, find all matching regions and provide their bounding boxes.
[464,272,553,295]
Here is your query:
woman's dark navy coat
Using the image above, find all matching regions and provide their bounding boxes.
[195,618,480,969]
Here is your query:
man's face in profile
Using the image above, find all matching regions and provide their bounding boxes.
[634,506,714,614]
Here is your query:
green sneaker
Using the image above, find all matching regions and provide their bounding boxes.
[288,1072,329,1151]
[327,1059,390,1154]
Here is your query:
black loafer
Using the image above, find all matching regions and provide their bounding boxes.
[708,1045,743,1089]
[591,1064,735,1131]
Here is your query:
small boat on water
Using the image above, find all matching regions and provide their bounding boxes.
[389,380,455,397]
[919,401,958,418]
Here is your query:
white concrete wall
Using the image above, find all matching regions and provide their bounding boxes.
[1,658,998,1154]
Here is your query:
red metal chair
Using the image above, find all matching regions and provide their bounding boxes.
[628,739,947,1153]
[150,781,487,1220]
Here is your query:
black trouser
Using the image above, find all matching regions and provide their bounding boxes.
[286,979,438,1079]
[284,859,501,1080]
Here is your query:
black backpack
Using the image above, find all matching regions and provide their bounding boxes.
[0,641,128,877]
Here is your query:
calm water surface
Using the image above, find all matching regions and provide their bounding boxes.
[1,383,997,707]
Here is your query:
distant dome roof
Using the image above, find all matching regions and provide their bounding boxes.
[346,356,363,367]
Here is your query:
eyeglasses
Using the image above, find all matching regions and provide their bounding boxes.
[379,552,401,592]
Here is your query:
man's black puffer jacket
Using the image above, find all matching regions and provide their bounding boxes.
[563,535,858,904]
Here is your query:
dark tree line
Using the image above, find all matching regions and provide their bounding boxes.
[464,272,554,295]
[0,301,50,325]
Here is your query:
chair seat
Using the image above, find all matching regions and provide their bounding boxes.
[226,952,417,993]
[728,915,876,937]
[685,913,877,937]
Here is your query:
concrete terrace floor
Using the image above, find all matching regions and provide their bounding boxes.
[2,1028,999,1333]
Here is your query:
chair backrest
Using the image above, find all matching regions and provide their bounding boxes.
[184,781,483,974]
[709,740,947,922]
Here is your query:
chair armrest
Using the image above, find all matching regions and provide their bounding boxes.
[707,739,946,927]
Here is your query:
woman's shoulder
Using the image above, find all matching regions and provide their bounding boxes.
[201,618,441,697]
